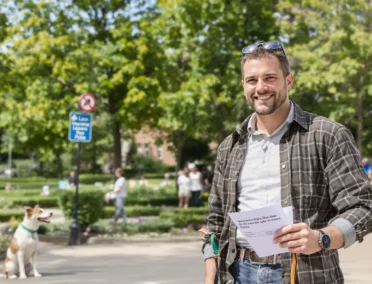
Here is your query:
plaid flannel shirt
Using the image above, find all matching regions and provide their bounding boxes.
[206,102,372,284]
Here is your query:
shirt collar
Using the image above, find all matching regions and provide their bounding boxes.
[234,100,310,138]
[247,101,295,134]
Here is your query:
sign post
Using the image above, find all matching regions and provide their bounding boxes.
[68,94,96,245]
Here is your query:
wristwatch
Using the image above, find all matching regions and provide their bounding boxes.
[318,229,331,249]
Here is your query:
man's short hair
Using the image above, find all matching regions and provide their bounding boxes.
[241,47,291,79]
[115,168,123,176]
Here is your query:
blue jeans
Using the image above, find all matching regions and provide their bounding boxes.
[230,259,283,284]
[113,197,127,222]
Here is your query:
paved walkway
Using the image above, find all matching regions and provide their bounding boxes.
[2,234,372,283]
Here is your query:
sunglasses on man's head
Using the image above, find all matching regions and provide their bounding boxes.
[242,41,286,56]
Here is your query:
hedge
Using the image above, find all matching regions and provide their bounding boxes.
[90,219,175,235]
[159,207,208,228]
[102,206,162,219]
[0,210,24,222]
[59,190,104,229]
[8,197,59,208]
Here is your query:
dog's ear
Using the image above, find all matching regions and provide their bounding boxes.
[24,206,33,218]
[34,204,40,210]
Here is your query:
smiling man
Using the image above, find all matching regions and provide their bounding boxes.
[202,41,372,284]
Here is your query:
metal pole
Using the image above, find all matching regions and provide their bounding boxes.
[69,142,81,245]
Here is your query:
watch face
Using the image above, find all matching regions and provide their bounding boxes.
[321,234,331,249]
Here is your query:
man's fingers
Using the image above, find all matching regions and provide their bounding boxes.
[274,229,310,244]
[279,238,308,248]
[274,223,306,238]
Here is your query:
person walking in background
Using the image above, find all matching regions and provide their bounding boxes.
[189,164,203,207]
[67,171,77,189]
[202,41,372,284]
[202,165,214,194]
[112,168,127,223]
[177,167,191,208]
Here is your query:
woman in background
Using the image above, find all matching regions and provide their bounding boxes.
[177,167,191,208]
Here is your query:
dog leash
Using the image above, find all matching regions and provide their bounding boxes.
[21,223,38,240]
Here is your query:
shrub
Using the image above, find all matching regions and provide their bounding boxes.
[102,206,162,219]
[9,197,59,208]
[129,154,165,174]
[159,207,208,228]
[0,210,25,222]
[0,234,10,255]
[90,219,175,235]
[59,190,104,229]
[39,222,71,236]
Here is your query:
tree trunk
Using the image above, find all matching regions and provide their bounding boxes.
[174,130,186,171]
[112,120,122,169]
[55,152,63,179]
[356,93,363,154]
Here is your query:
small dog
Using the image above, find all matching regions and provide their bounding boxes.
[2,205,53,279]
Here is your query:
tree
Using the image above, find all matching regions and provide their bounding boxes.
[278,0,372,155]
[0,0,166,174]
[155,0,280,169]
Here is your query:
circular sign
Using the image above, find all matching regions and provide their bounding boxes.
[79,93,96,112]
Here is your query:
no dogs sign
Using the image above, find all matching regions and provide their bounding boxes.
[78,93,96,113]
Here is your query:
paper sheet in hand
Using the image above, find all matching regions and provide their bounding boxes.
[228,205,293,257]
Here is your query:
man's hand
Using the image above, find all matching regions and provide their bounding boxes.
[273,223,321,255]
[204,257,217,284]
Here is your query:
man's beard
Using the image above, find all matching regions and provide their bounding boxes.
[248,86,287,115]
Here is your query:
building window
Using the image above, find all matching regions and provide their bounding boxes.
[137,144,143,154]
[157,146,163,161]
[144,143,149,156]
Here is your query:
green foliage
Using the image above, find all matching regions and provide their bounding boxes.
[0,0,165,173]
[38,221,71,236]
[102,206,162,219]
[8,197,59,208]
[130,155,165,174]
[278,0,372,155]
[155,0,280,167]
[58,190,104,229]
[0,234,10,256]
[90,219,175,235]
[159,207,208,228]
[0,210,24,222]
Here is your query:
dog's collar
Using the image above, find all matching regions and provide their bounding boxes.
[21,223,37,240]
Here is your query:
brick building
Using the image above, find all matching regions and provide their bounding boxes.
[133,129,176,166]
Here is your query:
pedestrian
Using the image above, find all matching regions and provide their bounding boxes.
[177,167,191,208]
[67,170,77,189]
[112,168,127,223]
[189,164,203,207]
[202,41,372,284]
[202,165,214,194]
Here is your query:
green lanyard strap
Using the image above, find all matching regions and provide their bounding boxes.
[210,233,219,256]
[21,223,37,240]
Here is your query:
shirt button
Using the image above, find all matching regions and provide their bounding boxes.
[235,171,239,176]
[281,164,286,169]
[232,249,236,253]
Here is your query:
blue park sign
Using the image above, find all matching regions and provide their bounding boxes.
[68,112,92,143]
